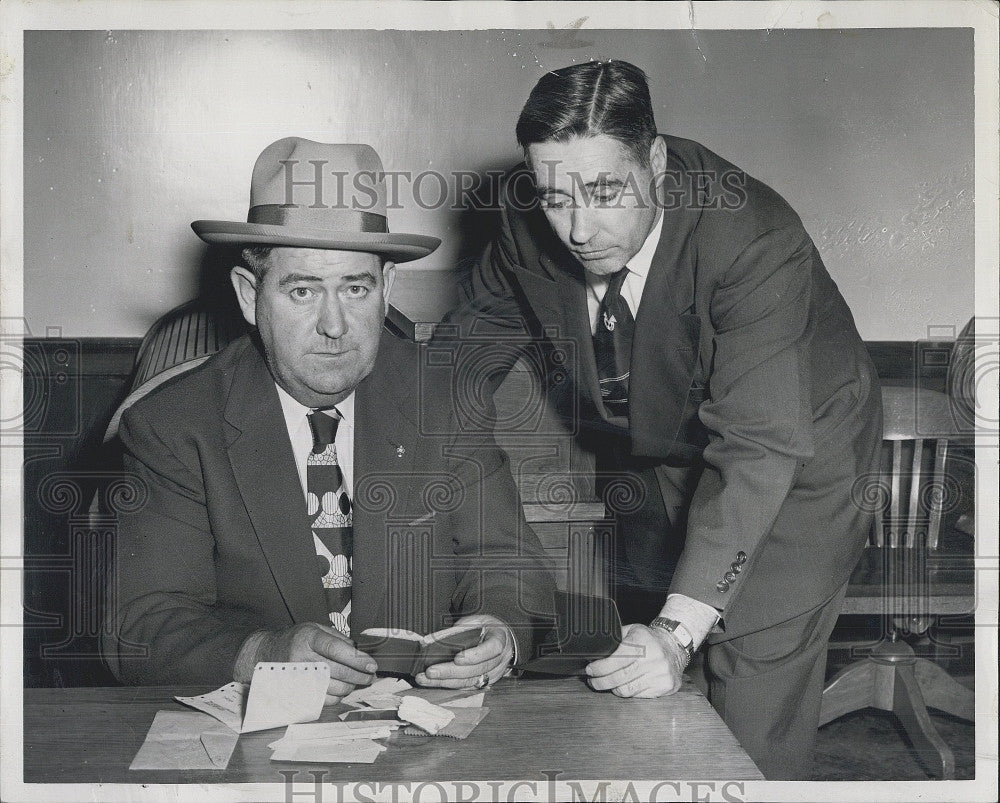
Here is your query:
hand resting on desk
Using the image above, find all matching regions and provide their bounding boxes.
[585,623,687,698]
[414,614,513,689]
[252,622,377,704]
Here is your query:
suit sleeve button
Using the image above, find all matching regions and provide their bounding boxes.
[724,571,737,583]
[716,581,730,593]
[736,551,748,564]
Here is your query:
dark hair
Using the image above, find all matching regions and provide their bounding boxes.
[241,246,273,282]
[516,60,657,165]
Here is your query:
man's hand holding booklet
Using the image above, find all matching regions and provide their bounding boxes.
[356,623,485,677]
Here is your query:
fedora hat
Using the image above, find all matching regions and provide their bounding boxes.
[192,137,440,262]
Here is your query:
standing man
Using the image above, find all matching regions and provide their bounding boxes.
[443,61,882,778]
[103,138,555,701]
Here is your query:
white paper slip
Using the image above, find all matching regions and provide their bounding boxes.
[270,739,385,764]
[177,662,330,734]
[267,721,399,749]
[342,676,411,708]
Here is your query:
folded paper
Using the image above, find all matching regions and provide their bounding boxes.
[129,711,239,770]
[397,696,455,735]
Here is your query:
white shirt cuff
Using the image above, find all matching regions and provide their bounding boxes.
[658,594,721,652]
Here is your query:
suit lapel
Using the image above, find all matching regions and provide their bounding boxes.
[349,336,421,635]
[224,340,329,624]
[630,192,703,458]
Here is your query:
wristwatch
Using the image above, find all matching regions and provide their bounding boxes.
[649,617,695,666]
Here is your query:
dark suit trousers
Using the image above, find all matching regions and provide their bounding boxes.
[603,451,847,780]
[706,581,848,780]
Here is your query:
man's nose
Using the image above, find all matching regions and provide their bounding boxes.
[317,296,347,338]
[568,205,596,246]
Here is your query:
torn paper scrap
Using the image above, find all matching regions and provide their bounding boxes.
[403,706,490,740]
[130,711,239,770]
[397,696,455,735]
[400,688,486,708]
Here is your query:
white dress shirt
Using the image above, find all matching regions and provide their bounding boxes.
[583,211,721,650]
[585,210,664,334]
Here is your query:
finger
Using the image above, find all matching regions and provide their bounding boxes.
[631,682,677,699]
[423,652,505,682]
[612,678,647,698]
[311,632,378,675]
[324,693,343,706]
[452,631,506,665]
[413,672,489,690]
[326,678,361,698]
[588,660,644,692]
[586,649,639,679]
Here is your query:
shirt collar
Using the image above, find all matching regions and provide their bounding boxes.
[625,209,664,280]
[275,382,355,433]
[584,209,664,298]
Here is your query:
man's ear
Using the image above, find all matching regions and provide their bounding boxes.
[230,266,258,327]
[381,260,396,314]
[649,136,668,185]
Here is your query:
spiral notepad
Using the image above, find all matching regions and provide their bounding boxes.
[177,662,330,734]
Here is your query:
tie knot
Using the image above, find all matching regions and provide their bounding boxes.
[603,267,629,305]
[307,408,340,454]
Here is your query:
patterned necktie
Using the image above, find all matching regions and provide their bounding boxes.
[306,408,353,635]
[593,267,634,416]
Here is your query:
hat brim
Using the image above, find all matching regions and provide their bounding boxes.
[192,220,440,263]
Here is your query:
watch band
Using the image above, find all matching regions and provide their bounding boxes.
[649,617,695,665]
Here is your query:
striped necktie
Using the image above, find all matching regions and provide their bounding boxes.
[306,408,353,635]
[593,267,633,416]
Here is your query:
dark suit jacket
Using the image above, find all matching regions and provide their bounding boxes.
[444,136,883,639]
[103,332,556,685]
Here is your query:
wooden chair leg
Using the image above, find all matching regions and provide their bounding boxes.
[893,662,956,779]
[819,659,878,726]
[913,657,975,721]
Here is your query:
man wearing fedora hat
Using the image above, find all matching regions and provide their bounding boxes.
[102,138,555,701]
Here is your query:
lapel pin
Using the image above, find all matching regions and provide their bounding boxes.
[396,445,406,458]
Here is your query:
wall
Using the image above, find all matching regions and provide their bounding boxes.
[23,28,974,339]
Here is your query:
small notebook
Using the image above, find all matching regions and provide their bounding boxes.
[355,624,484,676]
[521,592,623,676]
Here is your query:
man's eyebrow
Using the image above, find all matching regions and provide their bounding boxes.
[276,270,378,288]
[536,178,625,197]
[587,177,625,189]
[277,273,322,287]
[341,271,378,284]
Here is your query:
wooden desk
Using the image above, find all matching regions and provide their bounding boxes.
[23,677,762,783]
